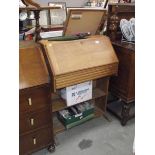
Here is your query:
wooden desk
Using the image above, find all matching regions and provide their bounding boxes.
[40,35,119,134]
[19,41,55,154]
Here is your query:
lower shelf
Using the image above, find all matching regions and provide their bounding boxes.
[53,106,104,135]
[107,100,135,119]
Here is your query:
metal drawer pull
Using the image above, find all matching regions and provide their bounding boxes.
[28,98,32,106]
[33,138,36,145]
[30,118,34,126]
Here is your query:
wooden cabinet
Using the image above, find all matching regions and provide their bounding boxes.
[110,41,135,102]
[106,3,135,126]
[108,42,135,125]
[19,41,55,155]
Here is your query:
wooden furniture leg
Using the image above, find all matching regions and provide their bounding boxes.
[103,112,112,122]
[121,102,131,126]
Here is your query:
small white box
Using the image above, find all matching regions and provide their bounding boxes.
[60,81,92,106]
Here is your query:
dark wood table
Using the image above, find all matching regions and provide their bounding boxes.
[106,3,135,126]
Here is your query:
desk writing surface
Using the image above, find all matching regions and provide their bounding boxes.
[42,36,118,76]
[19,41,49,90]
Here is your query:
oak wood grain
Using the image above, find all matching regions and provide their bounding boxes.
[40,36,118,90]
[19,42,49,90]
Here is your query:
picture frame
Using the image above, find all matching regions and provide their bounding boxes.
[64,8,106,35]
[66,7,83,13]
[48,2,67,26]
[39,10,50,26]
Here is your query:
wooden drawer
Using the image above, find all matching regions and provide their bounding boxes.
[20,108,51,134]
[19,126,53,155]
[20,86,50,113]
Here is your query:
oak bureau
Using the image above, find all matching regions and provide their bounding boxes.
[19,41,55,155]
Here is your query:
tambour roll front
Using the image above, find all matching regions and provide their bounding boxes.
[40,35,119,91]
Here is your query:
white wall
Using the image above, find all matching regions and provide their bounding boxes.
[35,0,88,7]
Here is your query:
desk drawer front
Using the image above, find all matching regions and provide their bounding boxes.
[20,108,51,134]
[20,87,50,113]
[20,126,53,155]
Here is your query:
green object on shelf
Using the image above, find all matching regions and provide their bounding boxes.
[57,108,95,129]
[66,114,94,129]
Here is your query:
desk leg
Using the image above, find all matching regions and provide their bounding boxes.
[121,102,131,126]
[103,112,112,122]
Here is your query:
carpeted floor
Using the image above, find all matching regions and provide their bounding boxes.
[33,113,135,155]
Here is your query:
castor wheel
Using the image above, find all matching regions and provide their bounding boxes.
[48,144,55,153]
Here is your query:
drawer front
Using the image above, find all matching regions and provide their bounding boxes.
[20,108,51,134]
[20,126,53,155]
[20,87,50,113]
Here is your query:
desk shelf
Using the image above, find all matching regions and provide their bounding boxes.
[52,77,109,135]
[52,88,107,113]
[53,105,105,135]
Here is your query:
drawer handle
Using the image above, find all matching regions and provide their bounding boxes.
[33,138,36,145]
[30,118,34,126]
[28,98,32,106]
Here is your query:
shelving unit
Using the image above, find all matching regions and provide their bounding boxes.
[52,77,109,135]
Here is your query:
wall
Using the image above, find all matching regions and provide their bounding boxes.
[35,0,88,7]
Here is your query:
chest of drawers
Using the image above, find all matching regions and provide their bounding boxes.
[19,41,54,155]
